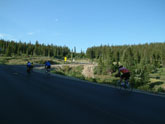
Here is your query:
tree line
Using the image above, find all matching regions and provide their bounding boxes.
[0,39,71,58]
[0,39,87,59]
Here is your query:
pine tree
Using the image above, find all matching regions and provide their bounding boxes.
[6,44,12,56]
[139,65,150,85]
[162,48,165,67]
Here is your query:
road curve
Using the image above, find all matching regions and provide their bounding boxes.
[0,65,165,124]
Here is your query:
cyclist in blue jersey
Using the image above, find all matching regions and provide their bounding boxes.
[45,61,51,70]
[27,61,32,73]
[27,61,31,68]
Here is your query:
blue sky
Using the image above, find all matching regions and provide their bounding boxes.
[0,0,165,52]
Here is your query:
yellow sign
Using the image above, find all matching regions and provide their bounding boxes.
[64,57,67,62]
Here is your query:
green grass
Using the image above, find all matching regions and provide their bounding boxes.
[149,67,165,92]
[0,57,8,64]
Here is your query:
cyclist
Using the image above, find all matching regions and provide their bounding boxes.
[27,61,31,67]
[117,65,130,86]
[27,61,32,72]
[45,61,51,72]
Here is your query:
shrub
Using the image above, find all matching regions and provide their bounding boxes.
[0,58,8,64]
[157,87,165,93]
[138,85,151,92]
[86,77,97,82]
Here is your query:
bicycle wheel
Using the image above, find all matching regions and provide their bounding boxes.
[125,82,133,92]
[45,69,50,78]
[27,68,31,74]
[116,80,125,91]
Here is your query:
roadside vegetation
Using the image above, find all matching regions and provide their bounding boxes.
[86,43,165,93]
[51,65,85,80]
[50,64,165,94]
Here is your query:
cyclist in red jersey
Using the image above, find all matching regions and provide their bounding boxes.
[118,65,130,85]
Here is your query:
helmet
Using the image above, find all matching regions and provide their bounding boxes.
[118,65,123,69]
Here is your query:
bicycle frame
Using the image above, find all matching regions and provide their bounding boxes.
[116,80,133,92]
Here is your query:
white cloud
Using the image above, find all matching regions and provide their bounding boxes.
[0,33,11,39]
[0,33,17,41]
[0,33,5,38]
[27,32,35,35]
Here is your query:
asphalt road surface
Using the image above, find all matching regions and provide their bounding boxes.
[0,65,165,124]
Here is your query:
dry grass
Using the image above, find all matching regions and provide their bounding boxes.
[0,56,62,65]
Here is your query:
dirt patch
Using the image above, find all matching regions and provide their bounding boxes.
[82,65,95,78]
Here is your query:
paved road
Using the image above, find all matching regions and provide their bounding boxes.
[0,65,165,124]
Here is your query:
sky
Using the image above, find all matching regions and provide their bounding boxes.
[0,0,165,52]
